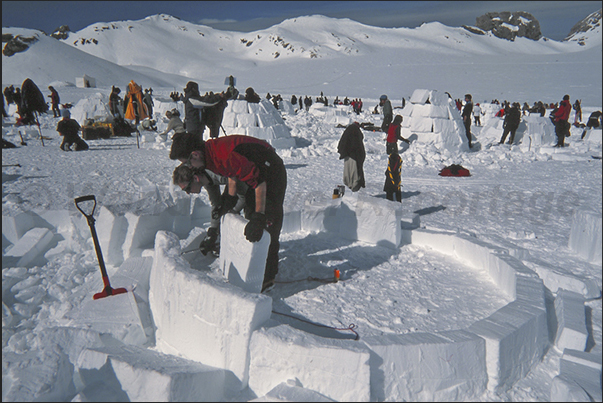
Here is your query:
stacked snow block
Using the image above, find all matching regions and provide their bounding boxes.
[550,349,602,402]
[149,231,272,390]
[256,380,336,402]
[408,228,548,392]
[308,103,352,126]
[554,289,588,351]
[249,324,371,402]
[3,227,54,267]
[568,207,602,264]
[281,209,301,234]
[219,214,270,294]
[400,89,469,151]
[363,330,487,401]
[519,115,556,149]
[96,198,197,266]
[68,288,148,346]
[582,127,602,144]
[221,99,295,148]
[301,193,404,249]
[76,344,227,402]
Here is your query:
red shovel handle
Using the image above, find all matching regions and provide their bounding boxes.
[93,285,128,300]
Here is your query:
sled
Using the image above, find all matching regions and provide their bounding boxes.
[439,164,471,177]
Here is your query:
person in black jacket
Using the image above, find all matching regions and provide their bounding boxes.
[57,109,88,151]
[183,81,226,140]
[499,103,522,145]
[337,122,366,192]
[461,94,473,148]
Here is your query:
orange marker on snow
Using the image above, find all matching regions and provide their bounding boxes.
[334,269,340,282]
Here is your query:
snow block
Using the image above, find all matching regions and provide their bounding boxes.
[77,344,227,402]
[363,330,487,401]
[219,214,270,293]
[259,381,336,402]
[96,206,128,266]
[410,89,430,104]
[550,374,593,402]
[568,207,602,264]
[231,99,249,114]
[411,104,449,119]
[341,193,403,248]
[583,128,602,144]
[467,299,548,392]
[282,210,301,234]
[68,289,148,346]
[407,228,457,256]
[3,227,54,267]
[248,324,371,402]
[301,194,404,248]
[554,289,588,351]
[2,212,35,244]
[557,349,602,402]
[301,197,343,234]
[3,346,75,402]
[236,113,257,127]
[149,231,272,388]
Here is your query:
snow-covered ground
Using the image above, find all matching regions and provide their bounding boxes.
[2,13,602,402]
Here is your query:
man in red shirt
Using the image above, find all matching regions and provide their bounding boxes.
[170,133,287,292]
[553,95,571,147]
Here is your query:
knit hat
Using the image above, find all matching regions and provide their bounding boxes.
[61,109,70,119]
[380,94,387,100]
[169,132,205,162]
[563,94,570,101]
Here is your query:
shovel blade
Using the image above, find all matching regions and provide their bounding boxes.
[93,286,128,300]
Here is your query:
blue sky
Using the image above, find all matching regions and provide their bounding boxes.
[2,1,601,41]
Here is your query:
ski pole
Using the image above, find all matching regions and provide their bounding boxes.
[18,131,27,145]
[34,111,44,147]
[74,195,128,300]
[2,164,21,167]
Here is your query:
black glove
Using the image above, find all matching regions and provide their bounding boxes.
[199,227,219,255]
[244,212,266,242]
[212,193,238,220]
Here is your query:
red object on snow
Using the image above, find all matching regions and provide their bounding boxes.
[439,165,471,177]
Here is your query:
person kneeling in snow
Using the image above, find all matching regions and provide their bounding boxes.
[170,133,287,292]
[57,109,88,151]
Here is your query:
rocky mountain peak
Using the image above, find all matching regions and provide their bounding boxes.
[475,11,542,41]
[564,8,601,45]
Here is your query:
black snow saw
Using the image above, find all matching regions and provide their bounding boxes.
[75,195,128,300]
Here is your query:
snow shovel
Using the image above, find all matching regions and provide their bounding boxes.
[74,195,128,300]
[18,131,27,146]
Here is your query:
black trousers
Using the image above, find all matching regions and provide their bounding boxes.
[243,163,287,284]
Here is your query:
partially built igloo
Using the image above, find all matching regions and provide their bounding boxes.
[400,89,470,151]
[222,99,296,149]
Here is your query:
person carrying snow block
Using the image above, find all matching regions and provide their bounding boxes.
[172,164,248,256]
[499,103,521,145]
[170,133,287,292]
[379,94,393,132]
[386,115,410,155]
[552,94,571,147]
[57,109,88,151]
[337,122,366,192]
[384,152,402,202]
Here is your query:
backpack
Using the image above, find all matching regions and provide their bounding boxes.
[20,78,48,114]
[439,164,471,177]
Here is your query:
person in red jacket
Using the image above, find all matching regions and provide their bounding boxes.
[48,86,60,118]
[553,95,571,147]
[170,133,287,292]
[386,115,410,155]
